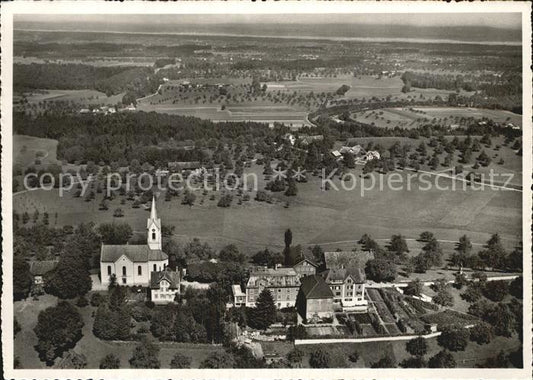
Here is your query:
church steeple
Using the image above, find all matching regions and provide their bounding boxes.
[147,196,162,250]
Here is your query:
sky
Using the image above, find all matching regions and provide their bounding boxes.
[15,13,521,30]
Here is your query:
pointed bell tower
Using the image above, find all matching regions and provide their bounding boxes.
[147,196,162,250]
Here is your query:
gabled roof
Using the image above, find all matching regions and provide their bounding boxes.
[299,275,334,299]
[321,267,366,284]
[293,257,318,268]
[101,245,167,263]
[247,267,300,288]
[324,250,374,271]
[150,270,180,289]
[29,260,59,276]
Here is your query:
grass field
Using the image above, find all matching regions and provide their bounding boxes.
[13,295,224,369]
[13,134,59,168]
[13,157,522,257]
[22,89,124,107]
[351,106,522,130]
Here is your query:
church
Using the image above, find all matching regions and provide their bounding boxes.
[100,197,169,287]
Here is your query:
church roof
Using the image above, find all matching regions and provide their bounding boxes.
[150,270,180,289]
[101,244,167,263]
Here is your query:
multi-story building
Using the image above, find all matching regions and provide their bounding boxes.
[245,267,301,308]
[149,270,180,304]
[321,267,368,311]
[292,257,318,277]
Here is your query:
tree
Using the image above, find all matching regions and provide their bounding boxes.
[509,276,522,299]
[249,289,276,330]
[129,338,160,368]
[170,353,192,369]
[437,326,469,352]
[287,348,304,365]
[406,337,428,357]
[284,228,293,266]
[286,325,307,341]
[433,288,454,307]
[482,280,509,302]
[419,231,434,242]
[99,353,120,369]
[309,348,331,368]
[182,191,196,206]
[389,234,409,256]
[34,301,84,365]
[484,302,516,337]
[404,279,423,296]
[97,223,133,244]
[93,285,130,340]
[200,351,235,368]
[469,323,493,345]
[365,259,397,282]
[456,235,473,256]
[428,350,456,368]
[371,354,396,368]
[44,251,92,299]
[400,356,427,368]
[219,244,246,263]
[284,178,298,196]
[13,257,33,300]
[113,208,124,218]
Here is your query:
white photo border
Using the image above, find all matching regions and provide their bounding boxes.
[1,1,531,379]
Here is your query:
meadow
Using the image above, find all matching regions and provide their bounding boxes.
[22,89,124,107]
[351,106,522,130]
[13,157,521,256]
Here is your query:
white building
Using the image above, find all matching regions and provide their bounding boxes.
[100,197,168,287]
[150,270,180,304]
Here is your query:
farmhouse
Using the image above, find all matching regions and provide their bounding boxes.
[100,197,168,287]
[365,151,381,161]
[292,257,318,277]
[29,260,58,292]
[149,269,180,304]
[340,144,365,157]
[232,284,246,307]
[296,274,334,322]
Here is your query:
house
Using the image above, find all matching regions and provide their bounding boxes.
[299,135,324,146]
[340,145,365,157]
[365,151,381,161]
[292,257,318,277]
[283,133,296,146]
[232,284,246,307]
[321,267,368,311]
[29,260,59,293]
[321,250,374,311]
[150,269,180,304]
[331,150,342,160]
[296,275,334,322]
[168,161,202,171]
[100,197,168,287]
[245,267,301,308]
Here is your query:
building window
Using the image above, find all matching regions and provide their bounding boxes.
[122,266,127,276]
[154,294,158,299]
[138,266,142,276]
[122,278,126,284]
[107,265,112,275]
[152,229,156,240]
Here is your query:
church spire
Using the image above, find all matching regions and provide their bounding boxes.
[147,195,162,250]
[150,195,157,220]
